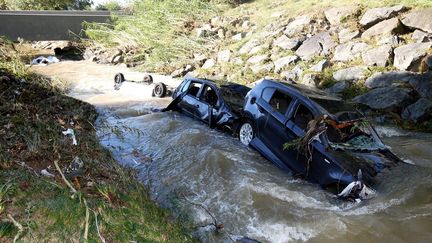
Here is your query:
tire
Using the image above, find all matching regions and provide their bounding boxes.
[153,82,167,98]
[143,74,153,84]
[114,73,125,84]
[239,120,255,146]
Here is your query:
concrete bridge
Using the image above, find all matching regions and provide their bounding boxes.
[0,10,116,41]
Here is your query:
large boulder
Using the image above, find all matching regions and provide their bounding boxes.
[338,28,360,43]
[301,73,320,88]
[378,35,404,46]
[239,39,260,54]
[332,41,370,62]
[401,98,432,123]
[217,50,231,63]
[296,32,336,61]
[310,59,330,72]
[409,72,432,99]
[353,86,414,110]
[324,6,359,25]
[250,63,274,74]
[202,59,215,69]
[393,42,432,71]
[333,66,368,82]
[273,35,301,50]
[359,5,407,27]
[274,55,299,73]
[283,15,312,36]
[365,71,415,88]
[361,18,406,39]
[412,30,432,43]
[247,54,269,64]
[281,65,303,81]
[401,9,432,34]
[326,81,350,95]
[361,45,393,67]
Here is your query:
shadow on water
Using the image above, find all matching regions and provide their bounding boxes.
[95,104,432,242]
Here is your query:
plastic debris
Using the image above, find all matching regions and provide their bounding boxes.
[62,128,77,145]
[31,56,60,65]
[41,169,55,178]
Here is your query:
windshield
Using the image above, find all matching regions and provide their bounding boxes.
[325,118,385,151]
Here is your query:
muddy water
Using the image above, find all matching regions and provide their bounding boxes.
[96,103,432,242]
[33,61,432,242]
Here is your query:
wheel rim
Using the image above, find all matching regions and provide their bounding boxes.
[240,123,253,146]
[154,85,162,96]
[115,75,122,84]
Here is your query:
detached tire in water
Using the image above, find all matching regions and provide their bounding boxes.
[153,82,167,98]
[239,121,255,146]
[143,74,153,84]
[114,73,125,84]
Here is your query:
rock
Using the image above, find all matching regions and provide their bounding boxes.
[247,54,269,64]
[194,53,207,65]
[332,41,370,62]
[333,66,368,82]
[393,42,432,71]
[353,86,413,110]
[273,35,301,50]
[281,65,303,81]
[274,55,299,73]
[196,24,214,38]
[241,20,251,29]
[401,9,432,34]
[361,18,406,39]
[250,63,274,74]
[302,73,319,87]
[310,59,330,72]
[359,5,407,27]
[202,59,215,69]
[217,28,225,39]
[239,39,259,54]
[171,68,185,78]
[324,6,359,25]
[338,28,360,43]
[409,72,432,99]
[412,30,432,43]
[326,81,350,94]
[283,15,312,36]
[365,71,415,88]
[231,57,244,65]
[401,98,432,123]
[249,45,265,55]
[112,55,123,64]
[232,32,246,41]
[217,50,231,63]
[361,45,393,67]
[377,35,404,46]
[296,32,336,61]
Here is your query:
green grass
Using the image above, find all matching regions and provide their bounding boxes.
[0,38,194,242]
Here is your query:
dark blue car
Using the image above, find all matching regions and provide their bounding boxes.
[239,79,403,199]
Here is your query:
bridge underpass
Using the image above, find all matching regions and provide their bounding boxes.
[0,10,116,41]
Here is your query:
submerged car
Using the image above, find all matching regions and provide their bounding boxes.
[163,77,250,132]
[239,79,404,199]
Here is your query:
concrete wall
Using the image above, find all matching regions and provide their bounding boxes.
[0,11,113,41]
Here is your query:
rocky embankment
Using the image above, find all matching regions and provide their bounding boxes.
[38,5,432,129]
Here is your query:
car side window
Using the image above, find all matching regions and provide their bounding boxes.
[293,104,314,130]
[187,82,202,97]
[180,80,190,93]
[202,85,219,107]
[268,89,293,115]
[261,87,275,102]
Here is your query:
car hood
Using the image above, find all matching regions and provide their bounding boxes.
[327,148,403,185]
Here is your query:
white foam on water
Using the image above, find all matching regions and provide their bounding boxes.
[375,126,408,138]
[247,222,317,242]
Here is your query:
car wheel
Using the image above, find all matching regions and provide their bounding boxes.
[143,74,153,84]
[114,73,125,84]
[239,121,255,146]
[153,82,167,98]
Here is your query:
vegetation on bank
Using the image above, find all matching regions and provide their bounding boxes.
[0,39,194,241]
[0,0,93,10]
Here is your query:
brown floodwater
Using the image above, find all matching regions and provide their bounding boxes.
[33,61,432,243]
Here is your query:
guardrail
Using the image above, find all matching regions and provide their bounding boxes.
[0,10,121,41]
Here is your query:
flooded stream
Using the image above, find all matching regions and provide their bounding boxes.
[32,61,432,242]
[96,101,432,243]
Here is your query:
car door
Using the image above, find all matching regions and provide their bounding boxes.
[255,88,298,168]
[178,81,203,118]
[195,84,220,125]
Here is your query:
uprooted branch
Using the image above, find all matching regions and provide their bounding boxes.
[8,214,24,243]
[53,159,77,195]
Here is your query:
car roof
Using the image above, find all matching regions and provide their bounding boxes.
[260,79,360,118]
